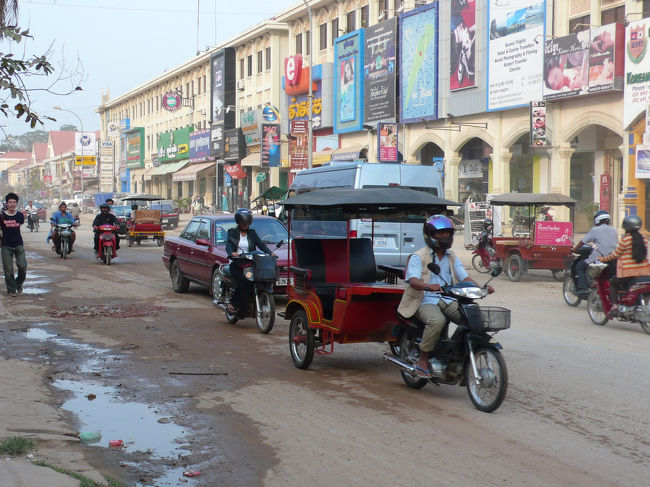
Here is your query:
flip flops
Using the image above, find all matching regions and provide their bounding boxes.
[414,366,433,379]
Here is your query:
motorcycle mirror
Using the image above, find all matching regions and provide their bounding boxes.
[491,265,502,277]
[275,240,283,248]
[427,263,441,275]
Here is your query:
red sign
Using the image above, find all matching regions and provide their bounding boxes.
[285,55,302,86]
[224,162,247,179]
[533,221,573,246]
[600,173,611,211]
[43,175,52,182]
[291,120,308,135]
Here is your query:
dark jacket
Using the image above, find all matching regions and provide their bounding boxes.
[226,227,271,258]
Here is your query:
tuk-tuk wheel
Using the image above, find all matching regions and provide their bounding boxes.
[289,310,315,369]
[157,237,164,247]
[128,237,134,247]
[505,254,523,282]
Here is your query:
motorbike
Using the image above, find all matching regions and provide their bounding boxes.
[384,265,510,412]
[586,261,650,335]
[27,212,39,232]
[212,240,283,334]
[53,222,74,259]
[96,224,119,265]
[472,230,500,273]
[562,245,594,307]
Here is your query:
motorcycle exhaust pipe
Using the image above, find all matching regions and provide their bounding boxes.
[383,353,418,375]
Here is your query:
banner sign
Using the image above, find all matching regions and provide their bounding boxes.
[210,124,224,159]
[240,109,261,146]
[636,144,650,179]
[211,51,225,124]
[290,120,308,171]
[533,221,573,246]
[223,128,244,161]
[189,129,211,163]
[600,173,611,211]
[487,0,545,111]
[624,19,650,128]
[378,122,398,162]
[530,101,547,147]
[224,162,247,179]
[157,127,192,163]
[282,62,333,133]
[261,124,281,167]
[399,3,439,123]
[334,29,365,133]
[450,0,476,90]
[75,131,97,156]
[125,127,145,169]
[364,18,397,123]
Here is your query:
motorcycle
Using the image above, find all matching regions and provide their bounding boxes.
[212,240,283,334]
[53,222,74,259]
[562,245,594,307]
[27,212,39,232]
[96,224,119,265]
[586,261,650,335]
[472,230,500,273]
[384,265,510,412]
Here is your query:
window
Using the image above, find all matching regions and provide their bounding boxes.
[361,5,369,27]
[240,58,244,79]
[265,47,271,70]
[320,23,327,50]
[295,32,303,54]
[257,51,263,73]
[347,10,356,32]
[181,220,201,241]
[645,0,650,18]
[191,80,194,96]
[601,5,624,25]
[197,77,201,95]
[203,75,207,92]
[569,14,590,33]
[331,18,339,44]
[306,30,310,55]
[247,55,253,77]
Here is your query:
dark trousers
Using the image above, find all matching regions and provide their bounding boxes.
[51,230,76,252]
[575,259,589,291]
[230,262,251,313]
[94,232,120,252]
[1,245,27,293]
[610,277,633,305]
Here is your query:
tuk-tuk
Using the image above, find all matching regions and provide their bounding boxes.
[121,194,165,247]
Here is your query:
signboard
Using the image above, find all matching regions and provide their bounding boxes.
[75,131,97,156]
[364,18,397,123]
[624,19,650,128]
[43,175,52,183]
[458,159,483,178]
[636,144,650,178]
[157,127,192,163]
[223,128,243,161]
[282,63,333,132]
[210,124,224,158]
[533,221,573,246]
[262,105,280,124]
[334,29,365,133]
[162,91,182,112]
[589,24,623,94]
[261,124,281,167]
[189,129,211,163]
[119,118,130,131]
[125,127,145,169]
[530,101,547,147]
[290,120,308,171]
[210,50,228,125]
[255,172,267,183]
[600,173,611,211]
[224,162,247,179]
[399,3,439,123]
[74,155,97,166]
[450,0,476,90]
[72,171,81,192]
[378,122,398,162]
[240,110,261,146]
[107,122,120,137]
[100,140,114,163]
[487,0,545,111]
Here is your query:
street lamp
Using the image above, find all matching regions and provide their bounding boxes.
[52,105,85,198]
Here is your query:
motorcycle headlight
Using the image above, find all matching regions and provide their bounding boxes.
[449,287,488,299]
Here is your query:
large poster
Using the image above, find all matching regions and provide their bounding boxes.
[364,18,397,123]
[157,127,192,163]
[400,3,439,123]
[378,122,398,162]
[210,52,225,125]
[125,128,144,169]
[624,19,650,128]
[189,129,211,163]
[261,124,281,167]
[487,0,545,111]
[589,24,619,93]
[334,30,365,134]
[450,0,476,90]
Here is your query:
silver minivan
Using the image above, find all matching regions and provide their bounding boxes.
[285,162,445,267]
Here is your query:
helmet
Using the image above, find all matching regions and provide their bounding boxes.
[622,215,642,232]
[234,208,253,227]
[423,215,454,251]
[594,210,610,225]
[99,202,110,209]
[483,218,493,230]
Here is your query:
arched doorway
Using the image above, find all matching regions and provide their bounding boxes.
[509,134,537,194]
[419,142,444,166]
[457,137,492,204]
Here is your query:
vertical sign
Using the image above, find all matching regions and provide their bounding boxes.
[334,30,365,133]
[378,122,398,162]
[530,101,547,147]
[99,140,114,192]
[211,52,225,124]
[399,3,439,123]
[600,174,611,211]
[488,0,545,110]
[624,19,650,128]
[261,124,281,167]
[290,120,308,171]
[450,0,476,90]
[364,18,397,123]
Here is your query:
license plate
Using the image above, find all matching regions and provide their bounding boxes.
[162,219,168,223]
[275,277,294,286]
[373,238,393,248]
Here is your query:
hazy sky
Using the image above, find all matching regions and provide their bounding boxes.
[3,0,297,136]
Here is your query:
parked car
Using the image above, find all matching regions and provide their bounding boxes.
[22,202,47,222]
[111,205,132,235]
[162,215,291,296]
[147,202,180,229]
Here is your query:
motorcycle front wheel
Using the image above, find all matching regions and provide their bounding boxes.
[562,274,581,307]
[104,246,111,265]
[587,288,608,326]
[472,253,490,273]
[61,240,68,259]
[255,290,275,334]
[465,346,507,413]
[399,334,427,389]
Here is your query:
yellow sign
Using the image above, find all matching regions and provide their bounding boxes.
[75,156,97,166]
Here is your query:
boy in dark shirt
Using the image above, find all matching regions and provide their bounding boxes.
[0,192,26,296]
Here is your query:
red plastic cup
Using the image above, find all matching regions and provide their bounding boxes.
[183,470,201,477]
[109,439,123,447]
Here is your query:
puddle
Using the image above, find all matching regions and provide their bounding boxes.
[24,328,58,341]
[21,287,50,295]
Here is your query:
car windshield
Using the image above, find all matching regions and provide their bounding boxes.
[112,205,131,217]
[214,218,288,245]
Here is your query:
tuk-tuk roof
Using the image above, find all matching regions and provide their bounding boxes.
[489,193,576,207]
[280,187,459,209]
[121,193,164,201]
[251,186,288,203]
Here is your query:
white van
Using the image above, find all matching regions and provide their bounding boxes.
[285,162,445,267]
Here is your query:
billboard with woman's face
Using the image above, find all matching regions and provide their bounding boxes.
[339,57,356,122]
[334,30,365,134]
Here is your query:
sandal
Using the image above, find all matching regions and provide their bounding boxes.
[226,304,236,314]
[414,366,433,379]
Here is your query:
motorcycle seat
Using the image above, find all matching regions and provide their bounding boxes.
[395,309,426,329]
[631,275,650,285]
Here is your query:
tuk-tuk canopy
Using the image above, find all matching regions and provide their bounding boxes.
[121,193,164,201]
[489,193,576,207]
[252,186,288,203]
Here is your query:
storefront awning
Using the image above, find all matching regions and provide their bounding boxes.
[149,160,188,176]
[331,144,367,162]
[172,162,214,182]
[240,151,261,166]
[313,149,333,166]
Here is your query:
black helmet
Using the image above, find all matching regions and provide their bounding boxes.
[99,202,110,209]
[594,210,610,225]
[235,208,253,227]
[622,215,642,232]
[483,218,493,230]
[423,215,454,251]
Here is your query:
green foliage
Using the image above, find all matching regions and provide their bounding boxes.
[0,129,48,151]
[59,123,78,132]
[174,197,191,210]
[0,436,35,455]
[32,460,124,487]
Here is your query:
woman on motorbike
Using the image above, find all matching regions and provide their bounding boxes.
[599,215,650,313]
[225,208,271,315]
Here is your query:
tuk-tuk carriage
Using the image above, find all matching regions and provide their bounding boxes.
[489,193,576,282]
[121,194,165,247]
[279,187,458,369]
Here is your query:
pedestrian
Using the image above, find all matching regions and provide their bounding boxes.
[191,195,200,215]
[0,192,27,296]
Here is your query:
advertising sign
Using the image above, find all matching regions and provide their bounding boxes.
[636,144,650,179]
[72,171,81,192]
[189,129,211,163]
[364,18,397,123]
[210,124,224,159]
[487,0,545,111]
[282,63,333,132]
[224,162,247,179]
[107,122,120,137]
[377,122,398,162]
[399,3,439,123]
[530,101,547,147]
[125,127,144,169]
[589,23,623,94]
[74,156,97,166]
[450,0,476,90]
[75,131,97,156]
[334,30,365,133]
[240,110,261,146]
[533,221,573,246]
[162,91,182,112]
[119,118,130,131]
[600,173,611,211]
[157,127,192,163]
[261,124,281,167]
[211,52,225,124]
[100,140,114,163]
[290,120,308,171]
[223,128,243,161]
[624,19,650,128]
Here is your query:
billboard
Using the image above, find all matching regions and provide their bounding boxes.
[210,124,224,159]
[240,109,261,147]
[450,0,476,90]
[189,129,211,163]
[364,18,397,123]
[624,19,650,128]
[157,127,192,163]
[210,52,225,125]
[334,29,365,133]
[487,0,545,111]
[530,101,547,147]
[125,128,144,169]
[75,131,97,156]
[282,62,334,132]
[378,122,398,162]
[223,128,244,161]
[399,3,439,123]
[261,124,281,167]
[290,120,308,171]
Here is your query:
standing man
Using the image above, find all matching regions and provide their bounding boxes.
[0,193,26,296]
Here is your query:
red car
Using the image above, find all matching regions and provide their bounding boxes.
[162,214,291,295]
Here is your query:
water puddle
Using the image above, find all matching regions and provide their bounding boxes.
[21,287,50,295]
[24,328,57,341]
[22,271,53,294]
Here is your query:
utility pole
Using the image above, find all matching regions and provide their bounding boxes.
[302,0,313,169]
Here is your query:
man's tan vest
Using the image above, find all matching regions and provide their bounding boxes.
[397,247,458,318]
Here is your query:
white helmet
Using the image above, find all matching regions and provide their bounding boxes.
[594,210,610,225]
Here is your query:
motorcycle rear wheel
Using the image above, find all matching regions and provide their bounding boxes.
[255,290,275,334]
[562,275,581,307]
[587,288,608,326]
[399,334,427,389]
[472,254,489,273]
[465,346,507,413]
[640,322,650,335]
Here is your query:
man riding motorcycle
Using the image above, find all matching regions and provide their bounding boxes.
[50,202,78,254]
[92,203,120,258]
[24,200,39,230]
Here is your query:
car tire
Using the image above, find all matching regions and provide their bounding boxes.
[171,260,189,293]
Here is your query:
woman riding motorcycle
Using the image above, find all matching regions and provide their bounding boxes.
[225,208,271,316]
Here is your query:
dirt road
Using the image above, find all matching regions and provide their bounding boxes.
[1,221,648,486]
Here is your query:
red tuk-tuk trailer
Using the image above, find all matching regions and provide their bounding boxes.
[279,187,458,369]
[489,193,576,282]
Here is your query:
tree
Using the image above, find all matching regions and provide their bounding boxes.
[0,128,47,151]
[59,123,77,132]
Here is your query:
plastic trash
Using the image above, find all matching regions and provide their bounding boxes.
[79,431,102,443]
[109,439,123,447]
[183,470,201,477]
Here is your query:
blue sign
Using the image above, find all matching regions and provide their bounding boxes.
[262,104,280,123]
[334,29,365,134]
[189,129,211,163]
[119,118,131,131]
[224,172,232,187]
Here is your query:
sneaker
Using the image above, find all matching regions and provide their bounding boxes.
[17,287,23,294]
[8,291,17,297]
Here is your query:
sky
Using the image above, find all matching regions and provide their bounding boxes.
[2,0,297,137]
